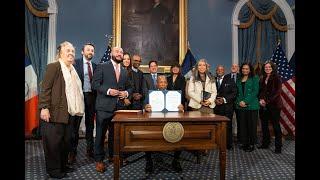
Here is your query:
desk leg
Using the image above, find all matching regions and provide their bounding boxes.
[113,123,120,180]
[219,122,226,180]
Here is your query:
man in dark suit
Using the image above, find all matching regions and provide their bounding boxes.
[144,75,184,173]
[92,47,132,173]
[142,60,162,173]
[73,43,97,161]
[214,65,237,150]
[129,54,144,110]
[142,60,160,98]
[230,63,241,145]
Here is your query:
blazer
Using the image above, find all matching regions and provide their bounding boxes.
[142,73,160,100]
[235,75,260,110]
[214,73,237,113]
[131,69,144,94]
[187,75,217,109]
[92,61,132,112]
[73,58,97,90]
[259,75,283,109]
[38,61,69,124]
[167,74,186,105]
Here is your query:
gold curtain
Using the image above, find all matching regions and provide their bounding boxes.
[239,1,287,32]
[25,0,49,17]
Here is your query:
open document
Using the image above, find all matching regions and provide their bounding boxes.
[148,90,181,112]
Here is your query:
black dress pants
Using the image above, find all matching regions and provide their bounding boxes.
[259,105,282,149]
[42,119,71,175]
[238,109,258,146]
[94,111,114,162]
[214,105,234,147]
[84,92,95,151]
[69,115,83,155]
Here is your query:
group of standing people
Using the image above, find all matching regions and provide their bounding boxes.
[38,41,284,178]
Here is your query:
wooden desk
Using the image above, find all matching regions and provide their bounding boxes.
[112,111,229,180]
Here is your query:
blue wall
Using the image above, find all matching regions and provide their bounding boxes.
[56,0,112,64]
[188,0,236,73]
[56,0,294,73]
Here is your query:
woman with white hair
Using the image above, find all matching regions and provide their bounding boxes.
[39,41,84,178]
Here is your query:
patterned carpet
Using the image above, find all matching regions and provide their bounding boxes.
[25,137,295,180]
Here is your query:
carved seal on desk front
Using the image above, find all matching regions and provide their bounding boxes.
[163,122,184,143]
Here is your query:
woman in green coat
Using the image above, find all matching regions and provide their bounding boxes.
[235,62,260,152]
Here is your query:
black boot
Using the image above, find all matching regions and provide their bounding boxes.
[274,147,282,154]
[257,143,270,149]
[145,159,153,173]
[172,159,182,172]
[48,172,67,179]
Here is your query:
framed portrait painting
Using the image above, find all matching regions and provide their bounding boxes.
[113,0,187,73]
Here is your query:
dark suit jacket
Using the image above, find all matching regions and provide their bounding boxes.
[128,68,144,109]
[130,69,144,94]
[142,73,159,100]
[230,72,239,83]
[259,75,283,109]
[73,58,97,90]
[167,74,186,106]
[38,61,69,124]
[214,73,237,114]
[92,61,132,112]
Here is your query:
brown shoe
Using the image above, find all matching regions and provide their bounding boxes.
[68,153,76,164]
[95,162,106,173]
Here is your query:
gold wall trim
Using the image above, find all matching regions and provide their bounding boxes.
[113,0,121,47]
[179,0,187,65]
[25,0,49,17]
[113,0,187,73]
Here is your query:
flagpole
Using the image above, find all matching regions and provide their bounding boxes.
[277,38,281,46]
[187,40,193,55]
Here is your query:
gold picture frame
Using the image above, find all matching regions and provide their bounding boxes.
[113,0,187,73]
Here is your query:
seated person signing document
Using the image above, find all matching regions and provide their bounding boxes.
[145,75,184,112]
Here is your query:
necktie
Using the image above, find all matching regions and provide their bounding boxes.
[152,74,157,86]
[217,78,221,89]
[87,62,93,82]
[232,74,236,83]
[115,64,120,82]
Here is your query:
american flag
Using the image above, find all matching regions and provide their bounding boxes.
[100,45,111,63]
[271,44,295,136]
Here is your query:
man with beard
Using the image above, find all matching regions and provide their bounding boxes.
[92,46,132,173]
[73,43,97,162]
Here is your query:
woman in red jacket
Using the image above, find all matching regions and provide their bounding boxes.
[258,61,283,154]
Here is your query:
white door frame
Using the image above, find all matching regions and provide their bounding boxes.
[47,0,58,64]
